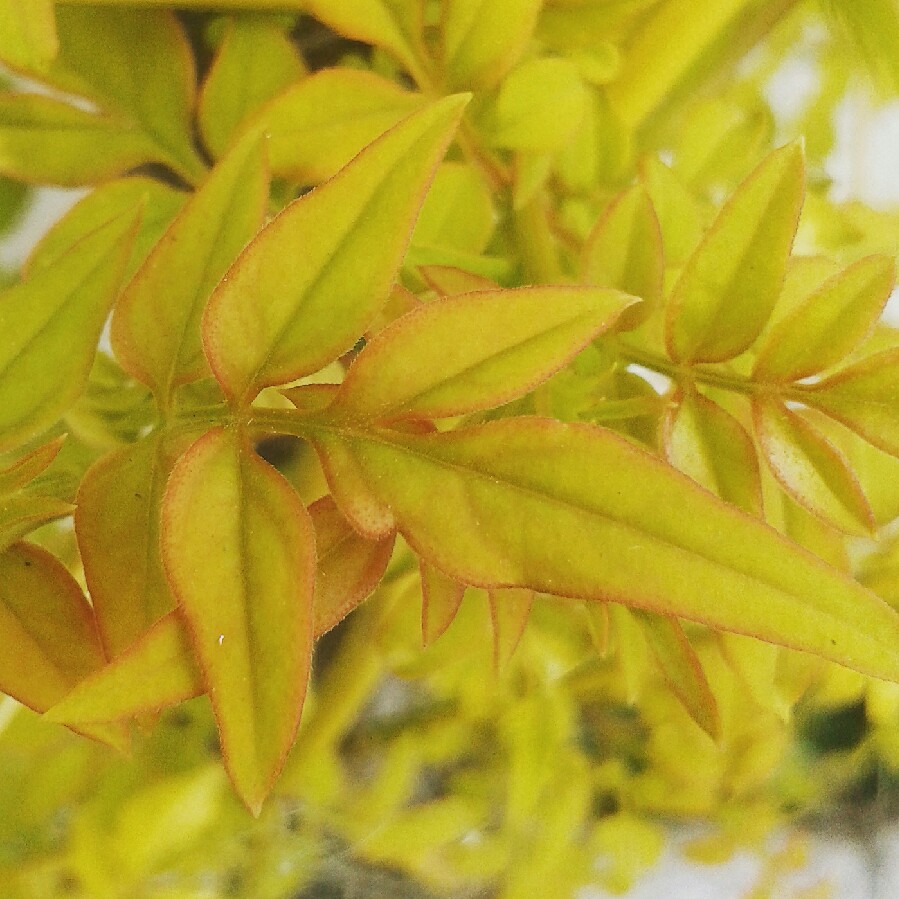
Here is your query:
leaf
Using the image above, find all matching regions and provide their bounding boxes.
[440,0,543,89]
[0,543,106,714]
[582,184,663,330]
[636,612,720,739]
[198,16,305,160]
[75,434,184,659]
[0,436,65,494]
[753,254,895,382]
[241,68,425,183]
[486,57,588,151]
[0,93,162,186]
[311,416,899,681]
[203,95,468,406]
[26,176,187,282]
[44,611,203,727]
[665,143,805,363]
[310,495,395,638]
[418,265,497,296]
[0,494,74,555]
[334,286,635,421]
[421,561,466,646]
[804,348,899,457]
[0,208,139,452]
[161,427,316,814]
[301,0,422,78]
[662,390,762,515]
[51,7,205,183]
[111,131,268,406]
[0,0,57,72]
[489,587,533,672]
[753,398,874,536]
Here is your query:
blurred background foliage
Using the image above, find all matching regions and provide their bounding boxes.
[4,0,899,896]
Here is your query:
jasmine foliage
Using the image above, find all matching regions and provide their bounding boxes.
[3,1,899,896]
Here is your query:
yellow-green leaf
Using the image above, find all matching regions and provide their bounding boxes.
[203,95,468,406]
[44,610,203,726]
[421,560,466,646]
[111,132,268,406]
[663,390,762,515]
[440,0,543,89]
[753,254,896,382]
[0,436,64,494]
[161,427,315,814]
[26,176,187,281]
[0,209,138,452]
[51,7,205,183]
[753,398,874,536]
[312,416,899,681]
[240,68,425,183]
[486,57,588,151]
[0,0,57,72]
[804,349,899,457]
[0,94,161,187]
[198,16,305,160]
[665,142,805,363]
[489,587,533,672]
[0,543,106,714]
[310,495,395,638]
[335,286,635,421]
[0,493,73,555]
[75,434,183,659]
[582,184,663,329]
[418,264,497,296]
[636,612,720,739]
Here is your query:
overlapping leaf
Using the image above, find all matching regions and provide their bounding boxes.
[0,208,138,452]
[421,561,466,646]
[489,587,533,671]
[198,16,305,159]
[753,398,874,535]
[241,68,425,183]
[311,416,899,680]
[665,143,805,363]
[111,131,268,406]
[203,95,468,405]
[161,427,315,814]
[334,286,635,421]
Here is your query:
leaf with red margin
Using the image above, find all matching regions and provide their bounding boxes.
[310,495,395,638]
[161,427,315,815]
[421,560,466,646]
[753,254,895,383]
[111,131,268,407]
[663,390,762,515]
[311,416,899,681]
[803,348,899,458]
[582,183,663,330]
[75,433,185,659]
[665,143,804,363]
[334,286,636,422]
[44,610,203,726]
[0,208,139,452]
[0,436,64,493]
[636,612,720,739]
[202,95,468,406]
[418,265,497,296]
[239,68,425,183]
[753,398,875,536]
[0,542,126,749]
[489,587,533,672]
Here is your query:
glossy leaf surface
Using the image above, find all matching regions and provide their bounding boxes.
[335,286,635,421]
[203,95,467,405]
[0,209,137,451]
[666,143,804,363]
[111,132,267,405]
[162,428,315,813]
[313,416,899,680]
